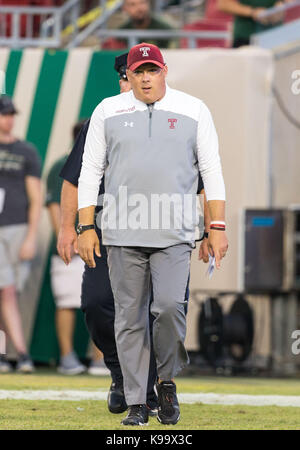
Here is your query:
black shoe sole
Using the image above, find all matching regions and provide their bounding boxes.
[109,405,128,414]
[108,402,128,414]
[122,420,149,426]
[157,413,180,425]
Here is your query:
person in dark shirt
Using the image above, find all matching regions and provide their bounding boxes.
[102,0,176,49]
[120,0,176,48]
[0,96,42,374]
[218,0,287,47]
[46,122,110,376]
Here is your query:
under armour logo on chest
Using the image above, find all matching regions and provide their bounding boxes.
[140,47,150,57]
[168,119,177,129]
[124,121,134,127]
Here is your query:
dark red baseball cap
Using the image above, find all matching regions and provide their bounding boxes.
[127,43,165,72]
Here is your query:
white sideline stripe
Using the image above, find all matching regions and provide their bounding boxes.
[13,49,44,139]
[0,390,300,407]
[42,47,92,176]
[0,49,10,94]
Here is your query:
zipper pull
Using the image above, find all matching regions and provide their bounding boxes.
[148,103,154,117]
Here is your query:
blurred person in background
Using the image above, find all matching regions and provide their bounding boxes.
[46,121,110,376]
[0,96,42,374]
[218,0,289,47]
[102,0,176,49]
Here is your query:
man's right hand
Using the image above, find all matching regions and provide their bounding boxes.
[252,7,269,24]
[252,4,284,25]
[78,229,101,268]
[57,226,78,265]
[208,229,228,270]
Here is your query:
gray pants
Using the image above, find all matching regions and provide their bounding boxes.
[107,244,192,406]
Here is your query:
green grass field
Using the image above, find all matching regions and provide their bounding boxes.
[0,370,300,430]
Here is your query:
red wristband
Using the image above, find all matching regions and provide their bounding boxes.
[210,225,226,231]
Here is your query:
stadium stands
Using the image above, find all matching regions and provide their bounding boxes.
[180,0,232,48]
[285,2,300,22]
[0,0,63,38]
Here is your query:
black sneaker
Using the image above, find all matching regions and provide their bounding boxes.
[156,381,180,425]
[121,404,149,426]
[107,382,127,414]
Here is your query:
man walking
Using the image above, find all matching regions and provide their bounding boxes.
[78,43,228,426]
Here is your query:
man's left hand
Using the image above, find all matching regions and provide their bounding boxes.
[208,230,228,269]
[198,237,209,263]
[19,236,36,261]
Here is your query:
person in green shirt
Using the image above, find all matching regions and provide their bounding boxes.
[218,0,287,47]
[119,0,176,48]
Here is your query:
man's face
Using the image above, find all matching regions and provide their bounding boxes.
[123,0,150,23]
[0,114,15,133]
[119,78,132,93]
[126,63,167,104]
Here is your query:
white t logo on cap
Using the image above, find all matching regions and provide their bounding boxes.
[140,47,150,57]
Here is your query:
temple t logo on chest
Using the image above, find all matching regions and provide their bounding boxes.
[124,121,134,127]
[168,118,177,129]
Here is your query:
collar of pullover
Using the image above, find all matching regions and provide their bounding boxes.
[130,83,171,110]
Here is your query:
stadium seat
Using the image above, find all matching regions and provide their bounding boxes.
[204,0,232,21]
[1,1,56,38]
[181,19,232,48]
[284,3,300,22]
[101,37,127,49]
[0,0,54,5]
[180,0,233,48]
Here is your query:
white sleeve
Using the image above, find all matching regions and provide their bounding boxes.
[197,103,226,201]
[78,102,107,209]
